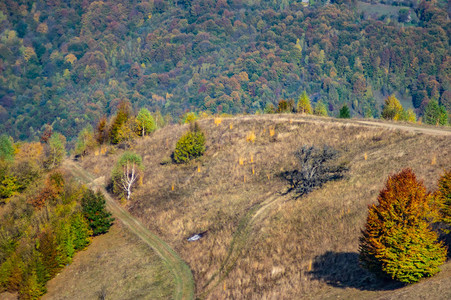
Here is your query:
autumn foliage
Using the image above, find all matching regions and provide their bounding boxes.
[29,171,65,209]
[173,122,206,164]
[436,170,451,226]
[359,169,447,283]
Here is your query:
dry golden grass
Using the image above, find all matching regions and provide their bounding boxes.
[79,114,451,299]
[42,223,174,300]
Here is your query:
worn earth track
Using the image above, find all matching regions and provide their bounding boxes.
[63,160,194,300]
[230,114,451,136]
[64,116,449,299]
[200,193,287,298]
[198,115,450,298]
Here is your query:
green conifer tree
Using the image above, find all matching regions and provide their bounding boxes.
[436,170,451,226]
[81,190,114,235]
[71,212,92,249]
[339,104,351,118]
[173,123,206,163]
[0,134,14,162]
[423,100,448,125]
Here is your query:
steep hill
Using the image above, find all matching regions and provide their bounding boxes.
[0,0,449,140]
[76,114,451,299]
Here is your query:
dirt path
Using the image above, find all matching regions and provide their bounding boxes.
[63,160,195,300]
[197,115,449,298]
[354,120,451,136]
[200,192,287,298]
[227,114,451,136]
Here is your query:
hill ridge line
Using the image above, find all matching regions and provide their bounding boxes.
[206,115,451,136]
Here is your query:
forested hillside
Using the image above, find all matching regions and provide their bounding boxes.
[0,0,449,141]
[0,135,114,299]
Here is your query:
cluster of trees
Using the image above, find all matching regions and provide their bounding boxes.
[381,94,448,125]
[269,91,448,125]
[75,101,158,157]
[360,169,451,283]
[109,117,206,201]
[0,0,449,141]
[0,131,112,298]
[0,131,66,204]
[0,170,113,298]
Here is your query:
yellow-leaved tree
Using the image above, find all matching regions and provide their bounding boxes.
[381,94,404,120]
[359,169,447,283]
[297,91,312,114]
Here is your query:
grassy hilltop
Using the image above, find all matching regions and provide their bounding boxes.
[69,114,451,299]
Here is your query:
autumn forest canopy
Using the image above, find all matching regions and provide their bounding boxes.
[0,0,450,141]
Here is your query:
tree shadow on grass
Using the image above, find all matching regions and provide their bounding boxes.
[309,251,403,291]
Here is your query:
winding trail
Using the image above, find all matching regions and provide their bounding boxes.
[64,116,449,299]
[198,115,450,298]
[226,114,451,136]
[199,193,287,298]
[63,160,194,300]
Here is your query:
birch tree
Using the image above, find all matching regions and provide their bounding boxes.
[112,152,143,200]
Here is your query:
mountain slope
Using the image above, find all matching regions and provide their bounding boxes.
[62,159,194,300]
[0,0,449,140]
[78,114,451,298]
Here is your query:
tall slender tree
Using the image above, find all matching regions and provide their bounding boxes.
[111,152,143,200]
[297,91,312,114]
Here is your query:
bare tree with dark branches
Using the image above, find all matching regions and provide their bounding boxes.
[281,145,349,198]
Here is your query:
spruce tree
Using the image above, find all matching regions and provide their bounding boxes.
[359,169,447,283]
[339,104,351,118]
[423,100,448,126]
[173,122,206,164]
[0,134,14,162]
[81,190,114,236]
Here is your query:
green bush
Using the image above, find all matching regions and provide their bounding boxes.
[173,124,206,164]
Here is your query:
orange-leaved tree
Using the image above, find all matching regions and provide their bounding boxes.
[359,168,447,283]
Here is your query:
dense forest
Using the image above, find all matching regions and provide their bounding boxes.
[0,134,113,299]
[0,0,450,141]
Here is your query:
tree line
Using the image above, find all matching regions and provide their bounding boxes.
[0,134,113,299]
[0,0,449,141]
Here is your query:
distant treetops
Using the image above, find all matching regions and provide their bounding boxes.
[267,92,448,125]
[74,101,157,158]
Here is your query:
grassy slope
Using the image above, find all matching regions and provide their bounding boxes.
[79,114,451,299]
[42,223,174,300]
[64,159,194,300]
